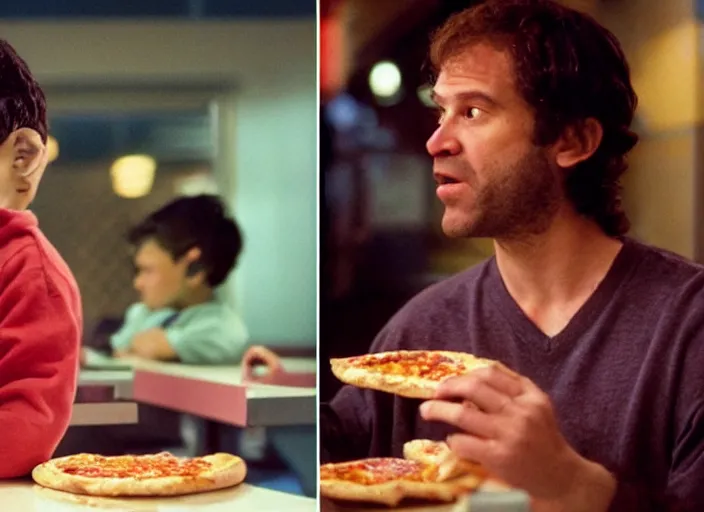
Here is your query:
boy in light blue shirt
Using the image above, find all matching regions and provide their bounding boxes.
[108,194,250,364]
[110,301,248,365]
[67,195,254,456]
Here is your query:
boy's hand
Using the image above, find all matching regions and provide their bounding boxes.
[242,345,283,383]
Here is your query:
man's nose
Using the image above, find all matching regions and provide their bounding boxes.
[426,123,461,157]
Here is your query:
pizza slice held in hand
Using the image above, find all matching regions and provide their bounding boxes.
[330,350,498,399]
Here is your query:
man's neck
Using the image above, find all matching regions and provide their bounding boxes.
[493,208,623,336]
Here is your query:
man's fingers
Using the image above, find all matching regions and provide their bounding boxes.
[437,377,512,413]
[445,433,491,466]
[420,400,497,439]
[435,366,523,413]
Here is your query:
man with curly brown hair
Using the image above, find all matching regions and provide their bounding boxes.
[321,1,704,510]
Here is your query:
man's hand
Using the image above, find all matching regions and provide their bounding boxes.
[419,366,616,512]
[242,345,283,384]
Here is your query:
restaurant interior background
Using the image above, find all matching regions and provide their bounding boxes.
[320,0,703,401]
[0,0,316,496]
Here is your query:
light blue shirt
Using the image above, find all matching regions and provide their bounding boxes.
[110,300,249,365]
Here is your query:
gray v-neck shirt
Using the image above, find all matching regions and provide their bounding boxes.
[321,237,704,510]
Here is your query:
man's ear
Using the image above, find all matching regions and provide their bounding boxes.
[10,127,47,178]
[553,118,603,169]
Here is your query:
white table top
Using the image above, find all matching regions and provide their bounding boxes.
[77,354,316,427]
[124,356,315,386]
[1,481,316,512]
[78,369,134,386]
[80,350,316,390]
[78,367,316,399]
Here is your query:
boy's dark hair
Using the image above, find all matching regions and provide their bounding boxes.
[128,194,243,287]
[0,39,48,144]
[429,0,638,236]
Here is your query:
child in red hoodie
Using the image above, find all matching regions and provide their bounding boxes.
[0,39,82,478]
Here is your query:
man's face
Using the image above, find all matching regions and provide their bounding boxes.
[132,239,188,310]
[0,128,48,210]
[426,43,563,240]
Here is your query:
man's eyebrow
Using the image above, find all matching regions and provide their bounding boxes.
[430,90,500,108]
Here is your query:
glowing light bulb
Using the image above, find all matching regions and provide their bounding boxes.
[47,135,59,163]
[110,154,157,199]
[369,60,402,98]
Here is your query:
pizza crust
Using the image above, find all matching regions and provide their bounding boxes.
[403,440,487,482]
[320,472,483,507]
[32,453,246,497]
[330,350,497,399]
[330,366,438,399]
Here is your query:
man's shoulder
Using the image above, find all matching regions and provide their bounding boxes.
[406,259,490,305]
[378,259,492,338]
[627,237,704,289]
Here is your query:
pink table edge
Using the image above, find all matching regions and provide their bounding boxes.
[132,370,248,426]
[131,370,316,426]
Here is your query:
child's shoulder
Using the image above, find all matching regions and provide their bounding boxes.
[0,231,42,277]
[0,209,77,298]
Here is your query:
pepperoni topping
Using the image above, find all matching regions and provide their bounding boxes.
[56,453,212,479]
[320,458,438,485]
[349,351,467,381]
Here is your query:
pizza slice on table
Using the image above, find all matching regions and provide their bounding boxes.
[402,439,487,482]
[403,439,510,490]
[319,456,482,507]
[31,452,246,497]
[320,439,501,507]
[330,349,501,399]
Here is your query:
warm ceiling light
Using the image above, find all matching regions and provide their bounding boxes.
[369,60,402,98]
[46,135,59,163]
[110,154,156,199]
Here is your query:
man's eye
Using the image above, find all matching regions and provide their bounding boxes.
[466,107,481,119]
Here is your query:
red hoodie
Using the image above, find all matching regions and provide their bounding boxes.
[0,208,82,478]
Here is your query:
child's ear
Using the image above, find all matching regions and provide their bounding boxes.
[183,247,206,283]
[10,128,47,178]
